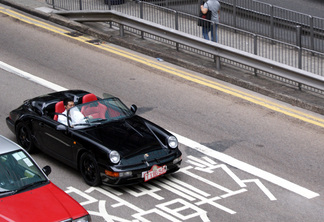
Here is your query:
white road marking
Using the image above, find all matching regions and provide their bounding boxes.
[242,179,277,201]
[1,61,320,199]
[156,198,210,221]
[0,61,67,91]
[65,186,98,205]
[179,166,237,193]
[173,132,319,199]
[216,164,247,188]
[123,184,164,200]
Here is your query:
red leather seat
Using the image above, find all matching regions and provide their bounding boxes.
[82,93,97,103]
[108,108,121,118]
[81,104,108,119]
[81,93,120,119]
[53,101,65,121]
[81,94,107,119]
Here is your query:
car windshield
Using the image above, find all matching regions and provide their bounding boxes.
[0,150,47,194]
[67,97,133,128]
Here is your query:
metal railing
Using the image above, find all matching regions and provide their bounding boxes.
[46,0,324,94]
[146,0,324,53]
[221,0,324,53]
[55,10,324,92]
[46,0,324,53]
[46,0,323,76]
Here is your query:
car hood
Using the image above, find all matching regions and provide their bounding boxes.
[82,116,167,157]
[0,182,88,222]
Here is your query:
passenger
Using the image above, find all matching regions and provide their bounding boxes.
[58,98,86,127]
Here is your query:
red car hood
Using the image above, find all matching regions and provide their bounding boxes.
[0,182,88,222]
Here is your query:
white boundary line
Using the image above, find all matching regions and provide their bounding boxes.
[1,61,319,199]
[0,61,67,91]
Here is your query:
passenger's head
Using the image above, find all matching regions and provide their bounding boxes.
[63,97,75,110]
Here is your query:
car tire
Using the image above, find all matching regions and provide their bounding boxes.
[16,122,36,153]
[80,152,101,186]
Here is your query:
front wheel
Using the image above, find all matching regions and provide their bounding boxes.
[80,153,101,186]
[16,122,36,153]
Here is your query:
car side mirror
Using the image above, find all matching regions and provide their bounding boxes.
[42,165,51,176]
[130,104,137,113]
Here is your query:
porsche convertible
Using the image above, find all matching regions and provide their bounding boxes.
[6,90,182,186]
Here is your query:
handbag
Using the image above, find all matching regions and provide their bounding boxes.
[198,3,212,27]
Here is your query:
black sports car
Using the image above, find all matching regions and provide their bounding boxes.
[6,90,182,186]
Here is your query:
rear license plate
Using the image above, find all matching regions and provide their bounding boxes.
[142,165,167,182]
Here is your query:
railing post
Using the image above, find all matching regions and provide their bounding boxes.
[212,22,216,42]
[140,1,144,39]
[215,56,221,70]
[296,25,302,48]
[296,26,302,89]
[107,0,113,28]
[175,11,179,31]
[175,11,179,51]
[254,34,258,76]
[298,47,302,70]
[296,26,302,90]
[213,23,221,70]
[139,1,143,19]
[233,0,237,28]
[197,0,200,15]
[79,0,82,10]
[309,16,314,51]
[107,0,112,10]
[119,24,124,37]
[297,46,302,90]
[270,5,274,39]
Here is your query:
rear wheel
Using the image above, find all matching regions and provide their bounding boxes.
[80,153,101,186]
[16,122,36,153]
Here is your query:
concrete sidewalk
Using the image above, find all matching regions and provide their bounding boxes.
[1,0,324,116]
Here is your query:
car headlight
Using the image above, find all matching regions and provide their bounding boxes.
[109,150,120,164]
[72,214,91,222]
[168,136,178,149]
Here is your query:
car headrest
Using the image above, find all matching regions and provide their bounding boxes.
[82,93,97,103]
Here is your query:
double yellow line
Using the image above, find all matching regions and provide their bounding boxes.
[2,6,324,128]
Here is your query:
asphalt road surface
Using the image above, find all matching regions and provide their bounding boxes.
[1,4,324,222]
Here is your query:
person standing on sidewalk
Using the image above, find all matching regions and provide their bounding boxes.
[199,0,211,40]
[201,0,220,42]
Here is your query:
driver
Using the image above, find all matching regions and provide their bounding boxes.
[58,98,86,127]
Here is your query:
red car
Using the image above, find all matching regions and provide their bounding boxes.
[0,135,91,222]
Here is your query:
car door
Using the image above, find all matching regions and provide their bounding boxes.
[33,118,75,165]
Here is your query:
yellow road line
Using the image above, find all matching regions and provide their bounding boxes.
[0,6,93,40]
[2,7,324,127]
